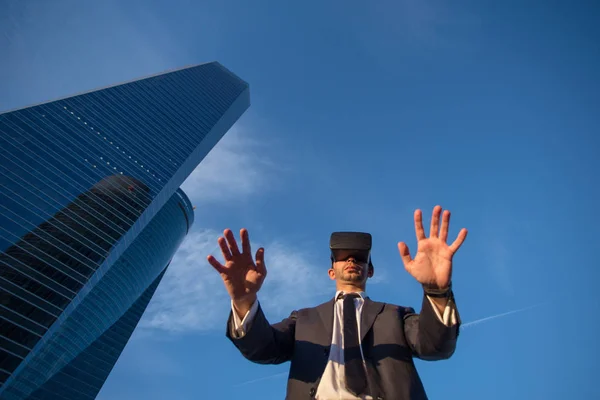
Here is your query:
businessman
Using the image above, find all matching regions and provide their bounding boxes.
[208,205,468,400]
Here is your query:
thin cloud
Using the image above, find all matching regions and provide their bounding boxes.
[181,126,278,204]
[257,241,331,315]
[138,229,227,333]
[139,229,329,333]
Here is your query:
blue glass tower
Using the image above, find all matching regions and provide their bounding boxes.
[0,62,250,399]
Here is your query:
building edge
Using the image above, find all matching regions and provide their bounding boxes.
[0,61,248,115]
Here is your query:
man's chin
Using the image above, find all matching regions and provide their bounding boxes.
[343,272,364,282]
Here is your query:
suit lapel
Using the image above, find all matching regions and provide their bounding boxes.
[315,296,384,342]
[316,298,335,344]
[361,298,384,341]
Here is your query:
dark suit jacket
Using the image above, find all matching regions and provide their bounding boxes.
[226,293,460,400]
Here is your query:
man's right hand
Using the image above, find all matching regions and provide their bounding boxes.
[207,228,267,318]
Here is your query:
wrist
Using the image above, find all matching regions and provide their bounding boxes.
[422,282,452,298]
[232,294,257,315]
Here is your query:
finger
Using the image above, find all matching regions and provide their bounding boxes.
[255,248,267,276]
[224,229,241,256]
[440,209,451,243]
[241,228,252,255]
[397,242,413,269]
[449,228,468,253]
[218,237,232,261]
[207,255,226,274]
[429,205,442,238]
[414,209,426,241]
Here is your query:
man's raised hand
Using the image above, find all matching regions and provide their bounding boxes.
[207,228,267,316]
[398,205,467,289]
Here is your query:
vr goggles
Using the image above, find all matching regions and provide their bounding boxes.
[329,231,373,268]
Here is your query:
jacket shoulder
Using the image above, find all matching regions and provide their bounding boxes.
[381,302,416,316]
[293,298,334,317]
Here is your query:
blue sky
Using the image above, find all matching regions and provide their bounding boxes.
[1,0,599,398]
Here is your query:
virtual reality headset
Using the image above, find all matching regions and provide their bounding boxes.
[330,231,373,268]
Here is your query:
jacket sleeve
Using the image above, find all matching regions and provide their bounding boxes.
[403,292,461,361]
[226,302,297,365]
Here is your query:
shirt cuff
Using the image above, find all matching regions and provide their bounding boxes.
[231,299,259,338]
[426,296,458,326]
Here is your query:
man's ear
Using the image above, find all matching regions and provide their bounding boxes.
[328,267,336,280]
[367,265,374,278]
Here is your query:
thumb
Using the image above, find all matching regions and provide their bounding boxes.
[207,255,226,275]
[255,247,267,276]
[397,242,412,269]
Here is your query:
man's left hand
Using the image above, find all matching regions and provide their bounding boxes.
[398,205,467,289]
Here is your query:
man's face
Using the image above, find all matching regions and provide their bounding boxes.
[329,249,372,284]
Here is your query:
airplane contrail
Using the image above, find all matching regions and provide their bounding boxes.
[462,303,545,329]
[234,372,288,387]
[235,303,545,387]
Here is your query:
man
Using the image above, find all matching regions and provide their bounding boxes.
[208,205,468,400]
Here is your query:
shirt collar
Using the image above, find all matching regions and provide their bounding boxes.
[335,290,367,301]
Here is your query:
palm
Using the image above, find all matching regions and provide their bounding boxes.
[207,229,267,302]
[398,206,467,288]
[222,256,264,298]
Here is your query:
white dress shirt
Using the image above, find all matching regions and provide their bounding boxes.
[232,292,457,400]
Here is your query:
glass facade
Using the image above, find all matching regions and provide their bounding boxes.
[28,267,168,400]
[0,62,250,399]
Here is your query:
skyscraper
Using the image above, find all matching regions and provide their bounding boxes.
[0,62,250,399]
